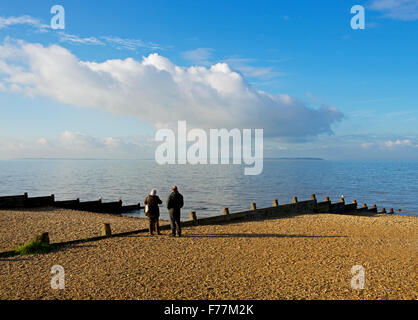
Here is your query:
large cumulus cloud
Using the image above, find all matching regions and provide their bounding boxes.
[0,39,343,138]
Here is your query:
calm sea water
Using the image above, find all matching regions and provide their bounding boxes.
[0,159,417,219]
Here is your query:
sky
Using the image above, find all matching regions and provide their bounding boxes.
[0,0,417,160]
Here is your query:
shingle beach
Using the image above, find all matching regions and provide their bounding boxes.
[0,208,416,300]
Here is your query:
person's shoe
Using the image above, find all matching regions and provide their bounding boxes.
[169,234,175,237]
[157,232,162,235]
[148,232,154,236]
[177,234,182,237]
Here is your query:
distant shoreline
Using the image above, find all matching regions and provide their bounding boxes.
[2,157,325,161]
[265,157,324,161]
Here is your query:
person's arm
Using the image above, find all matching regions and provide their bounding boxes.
[157,196,162,205]
[179,195,184,208]
[144,196,149,205]
[166,194,172,209]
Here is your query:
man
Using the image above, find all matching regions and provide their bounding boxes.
[166,185,184,237]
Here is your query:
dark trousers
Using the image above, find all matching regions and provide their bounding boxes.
[148,216,160,235]
[169,211,181,236]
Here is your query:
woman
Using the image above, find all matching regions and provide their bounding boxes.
[144,189,162,236]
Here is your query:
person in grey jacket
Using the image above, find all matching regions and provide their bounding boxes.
[166,186,184,237]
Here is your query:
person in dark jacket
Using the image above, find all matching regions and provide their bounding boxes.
[144,189,162,236]
[166,186,184,237]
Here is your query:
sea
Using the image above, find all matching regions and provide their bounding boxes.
[0,159,417,219]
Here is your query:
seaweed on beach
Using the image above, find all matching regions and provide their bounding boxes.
[14,239,53,255]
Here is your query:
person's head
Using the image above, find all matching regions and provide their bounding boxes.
[150,189,157,196]
[171,185,178,192]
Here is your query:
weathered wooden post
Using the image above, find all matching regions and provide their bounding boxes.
[340,197,345,203]
[310,194,317,212]
[362,203,368,210]
[101,223,111,237]
[352,200,357,204]
[24,192,28,198]
[369,204,378,213]
[292,196,298,204]
[389,208,394,214]
[320,197,331,213]
[99,197,102,203]
[381,208,387,213]
[250,202,256,210]
[189,211,197,223]
[35,232,50,245]
[223,208,229,215]
[273,199,279,207]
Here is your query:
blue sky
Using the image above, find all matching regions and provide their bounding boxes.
[0,0,417,160]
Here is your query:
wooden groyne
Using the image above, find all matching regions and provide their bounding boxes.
[0,193,393,216]
[0,193,141,214]
[184,194,390,227]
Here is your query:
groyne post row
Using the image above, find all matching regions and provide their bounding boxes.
[61,194,391,245]
[0,193,141,214]
[184,194,392,227]
[0,193,393,217]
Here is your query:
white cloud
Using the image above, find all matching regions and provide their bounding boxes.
[0,39,343,139]
[60,131,106,149]
[0,15,49,31]
[59,131,149,151]
[369,0,418,21]
[182,48,214,66]
[384,139,417,148]
[0,15,161,51]
[361,142,375,149]
[36,137,48,145]
[57,33,162,50]
[0,131,155,159]
[58,33,104,46]
[182,49,287,80]
[360,138,418,150]
[224,58,287,80]
[100,36,162,51]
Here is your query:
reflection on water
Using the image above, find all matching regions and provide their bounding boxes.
[0,159,417,219]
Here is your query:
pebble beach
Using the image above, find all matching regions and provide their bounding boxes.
[0,208,416,300]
